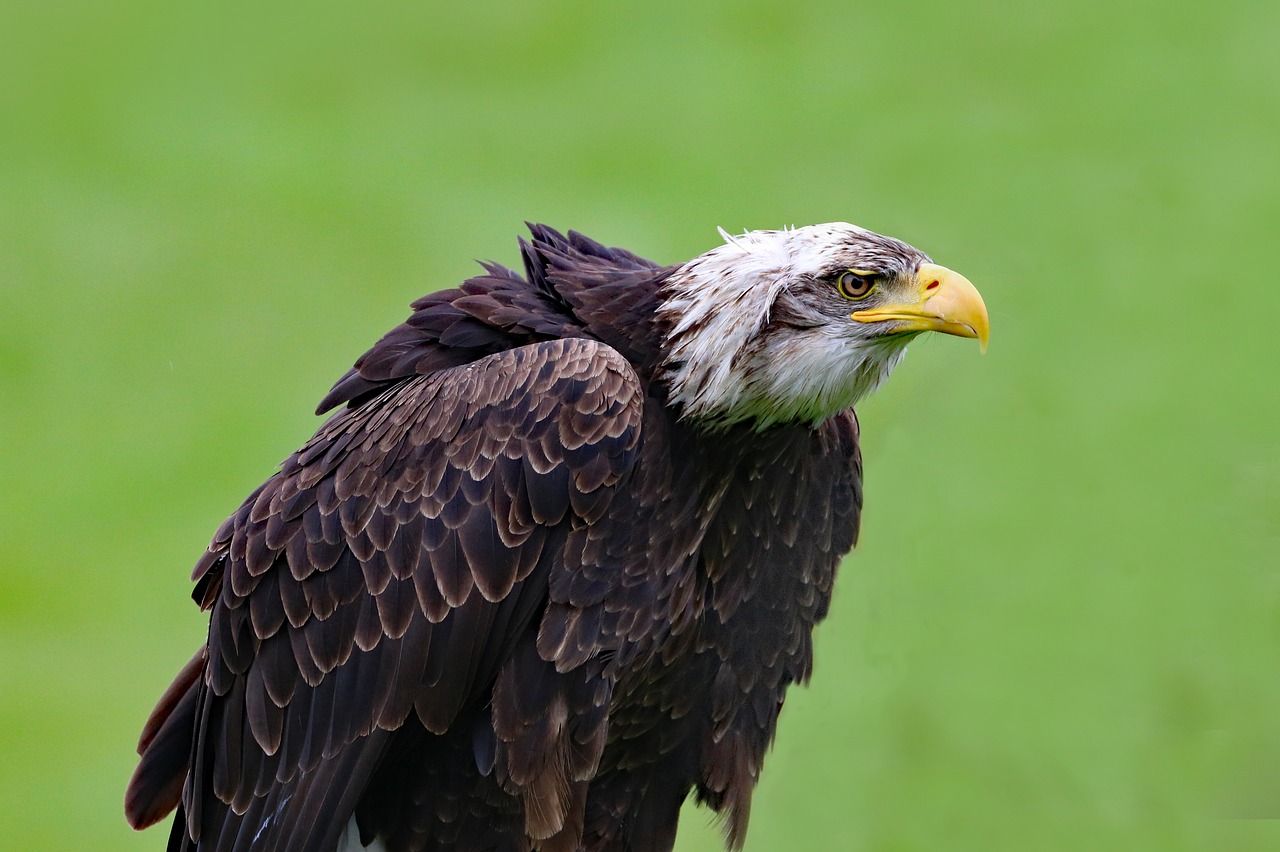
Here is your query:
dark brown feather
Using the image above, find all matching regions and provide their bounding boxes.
[128,225,864,852]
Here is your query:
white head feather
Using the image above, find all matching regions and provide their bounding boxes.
[658,223,928,429]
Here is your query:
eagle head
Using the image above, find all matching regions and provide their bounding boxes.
[658,223,989,429]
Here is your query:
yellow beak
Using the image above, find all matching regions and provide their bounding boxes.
[851,263,990,353]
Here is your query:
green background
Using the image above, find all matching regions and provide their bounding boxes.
[2,1,1277,849]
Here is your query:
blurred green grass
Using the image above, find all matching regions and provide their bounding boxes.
[2,1,1277,849]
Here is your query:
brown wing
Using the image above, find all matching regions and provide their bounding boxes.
[128,337,645,851]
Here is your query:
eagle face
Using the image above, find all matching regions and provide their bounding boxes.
[659,223,989,428]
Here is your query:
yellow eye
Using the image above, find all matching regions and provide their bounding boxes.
[837,270,875,300]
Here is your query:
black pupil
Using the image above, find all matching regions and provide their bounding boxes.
[842,272,868,296]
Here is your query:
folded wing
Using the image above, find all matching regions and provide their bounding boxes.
[127,337,645,851]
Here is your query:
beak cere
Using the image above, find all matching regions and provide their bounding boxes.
[851,263,990,352]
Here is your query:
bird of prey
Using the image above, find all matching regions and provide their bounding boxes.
[125,223,988,851]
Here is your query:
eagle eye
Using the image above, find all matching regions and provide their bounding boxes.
[836,270,875,300]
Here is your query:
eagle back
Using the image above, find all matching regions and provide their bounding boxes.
[317,225,676,414]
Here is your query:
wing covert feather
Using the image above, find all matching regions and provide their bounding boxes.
[178,338,644,850]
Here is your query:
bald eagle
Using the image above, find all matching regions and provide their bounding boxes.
[126,223,988,851]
